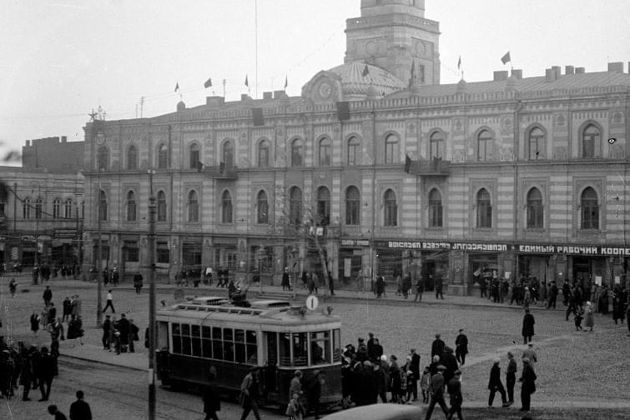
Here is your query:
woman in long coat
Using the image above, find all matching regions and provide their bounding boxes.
[521,309,535,344]
[584,301,594,332]
[203,367,220,420]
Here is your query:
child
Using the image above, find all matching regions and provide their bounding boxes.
[285,392,305,420]
[420,366,431,404]
[405,369,415,403]
[574,308,584,331]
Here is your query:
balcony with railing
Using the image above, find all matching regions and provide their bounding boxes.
[404,156,451,177]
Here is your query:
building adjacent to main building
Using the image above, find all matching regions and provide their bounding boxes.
[82,0,630,293]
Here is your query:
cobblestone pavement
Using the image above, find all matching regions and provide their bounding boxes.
[1,275,629,419]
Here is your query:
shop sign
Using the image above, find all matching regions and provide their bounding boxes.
[341,239,370,247]
[54,229,77,239]
[21,235,36,242]
[381,241,507,252]
[518,244,630,256]
[37,235,52,241]
[451,242,508,252]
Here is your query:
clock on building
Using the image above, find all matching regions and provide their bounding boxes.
[317,80,333,100]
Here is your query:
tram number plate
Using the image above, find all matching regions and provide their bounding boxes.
[306,295,319,311]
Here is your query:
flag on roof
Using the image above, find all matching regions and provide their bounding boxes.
[457,56,462,70]
[204,77,212,88]
[501,51,511,65]
[174,82,180,92]
[245,75,249,87]
[284,75,288,89]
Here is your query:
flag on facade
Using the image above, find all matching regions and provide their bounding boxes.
[457,56,462,70]
[174,82,180,93]
[204,77,212,88]
[362,64,370,77]
[245,75,249,87]
[501,51,511,65]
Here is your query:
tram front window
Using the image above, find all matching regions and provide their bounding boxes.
[310,331,331,365]
[293,332,308,367]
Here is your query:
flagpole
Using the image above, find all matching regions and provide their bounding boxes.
[254,0,259,99]
[223,79,226,99]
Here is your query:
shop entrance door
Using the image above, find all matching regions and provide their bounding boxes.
[424,261,436,291]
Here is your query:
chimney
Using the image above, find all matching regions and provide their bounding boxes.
[565,65,574,75]
[493,70,509,81]
[263,91,273,100]
[552,66,561,79]
[176,101,186,112]
[26,140,31,147]
[545,68,554,82]
[273,90,288,99]
[241,94,252,101]
[511,69,522,80]
[206,96,225,107]
[575,67,585,74]
[608,62,624,73]
[61,136,67,143]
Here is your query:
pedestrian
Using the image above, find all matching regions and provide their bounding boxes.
[69,390,92,420]
[446,369,463,420]
[285,392,305,420]
[424,365,449,420]
[9,278,17,297]
[47,404,68,420]
[584,301,594,332]
[420,366,431,404]
[441,346,458,388]
[282,267,291,291]
[203,367,220,420]
[19,347,33,401]
[38,347,55,401]
[239,366,261,420]
[306,370,323,419]
[67,315,85,345]
[506,351,517,405]
[519,357,537,412]
[30,311,41,334]
[488,359,509,407]
[389,355,402,403]
[547,281,558,309]
[102,290,115,313]
[521,309,535,344]
[71,295,82,319]
[133,273,143,294]
[455,329,468,366]
[102,315,112,350]
[414,277,424,302]
[574,307,584,331]
[431,334,445,358]
[43,286,53,306]
[522,343,537,365]
[375,275,385,298]
[435,275,444,299]
[62,297,72,322]
[402,272,412,299]
[409,348,421,401]
[289,370,303,401]
[128,319,139,353]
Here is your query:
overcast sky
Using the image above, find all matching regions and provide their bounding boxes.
[1,0,629,159]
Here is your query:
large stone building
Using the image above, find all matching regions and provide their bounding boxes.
[83,0,630,293]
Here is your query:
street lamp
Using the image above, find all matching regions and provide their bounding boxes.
[147,169,157,420]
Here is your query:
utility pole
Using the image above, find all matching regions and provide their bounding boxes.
[140,96,145,118]
[147,169,157,420]
[96,170,103,328]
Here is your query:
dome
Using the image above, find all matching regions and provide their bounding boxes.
[327,62,406,99]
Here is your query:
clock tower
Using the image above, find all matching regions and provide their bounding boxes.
[345,0,441,86]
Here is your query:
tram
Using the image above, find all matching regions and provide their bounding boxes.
[155,296,343,407]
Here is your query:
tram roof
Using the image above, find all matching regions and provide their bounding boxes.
[156,302,341,327]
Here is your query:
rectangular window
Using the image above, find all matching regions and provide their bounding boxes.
[279,333,291,367]
[191,324,201,357]
[157,242,170,264]
[202,326,212,358]
[478,138,491,161]
[181,324,192,355]
[123,241,139,262]
[172,323,182,354]
[246,331,257,365]
[310,331,331,365]
[293,332,308,367]
[333,329,341,362]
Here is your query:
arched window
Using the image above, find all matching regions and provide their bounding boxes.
[35,198,43,219]
[528,127,545,160]
[222,141,234,168]
[383,189,397,226]
[23,198,31,219]
[289,187,303,225]
[157,143,168,169]
[189,143,201,169]
[187,190,199,222]
[385,134,399,164]
[429,131,444,159]
[581,187,599,229]
[64,198,73,219]
[258,140,270,168]
[157,191,167,222]
[53,199,61,219]
[99,190,107,221]
[97,146,109,170]
[345,186,360,225]
[477,130,493,161]
[319,137,331,167]
[221,190,233,223]
[476,188,492,228]
[582,124,601,158]
[347,136,360,166]
[526,188,543,228]
[291,139,304,167]
[257,190,268,224]
[316,186,330,226]
[126,191,136,222]
[428,189,443,228]
[127,145,138,170]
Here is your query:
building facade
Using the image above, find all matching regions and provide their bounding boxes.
[82,0,630,293]
[0,167,85,269]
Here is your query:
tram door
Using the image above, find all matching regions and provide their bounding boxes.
[263,332,278,393]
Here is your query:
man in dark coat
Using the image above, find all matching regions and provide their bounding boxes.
[446,370,463,420]
[19,347,33,401]
[69,390,92,420]
[521,309,535,344]
[547,281,559,309]
[441,347,458,387]
[409,348,421,401]
[38,347,55,401]
[506,351,517,404]
[102,315,112,350]
[519,357,537,411]
[455,329,469,366]
[435,275,444,299]
[43,286,53,306]
[202,368,220,420]
[424,365,449,420]
[488,359,509,407]
[117,314,130,352]
[431,334,445,358]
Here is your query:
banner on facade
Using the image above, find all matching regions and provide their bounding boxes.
[344,258,352,278]
[341,239,370,247]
